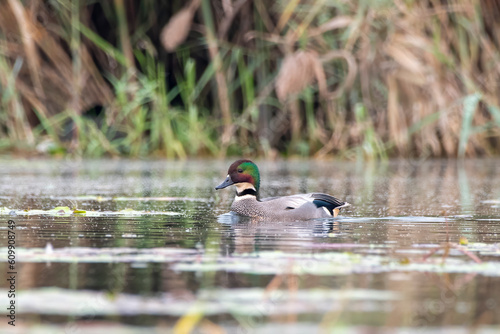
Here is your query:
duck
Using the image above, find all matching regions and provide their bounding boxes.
[215,159,350,220]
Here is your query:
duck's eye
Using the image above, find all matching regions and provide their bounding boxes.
[237,168,243,173]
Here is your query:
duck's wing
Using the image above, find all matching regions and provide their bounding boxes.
[259,196,279,202]
[310,193,346,207]
[262,193,350,217]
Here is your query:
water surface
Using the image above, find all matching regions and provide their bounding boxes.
[0,158,499,333]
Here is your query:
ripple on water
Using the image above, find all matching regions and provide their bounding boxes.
[1,158,500,330]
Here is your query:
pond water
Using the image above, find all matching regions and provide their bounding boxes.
[0,158,499,333]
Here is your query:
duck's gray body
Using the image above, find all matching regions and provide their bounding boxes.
[230,192,349,220]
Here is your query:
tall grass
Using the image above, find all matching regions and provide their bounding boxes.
[0,0,499,159]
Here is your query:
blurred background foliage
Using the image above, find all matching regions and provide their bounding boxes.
[0,0,499,159]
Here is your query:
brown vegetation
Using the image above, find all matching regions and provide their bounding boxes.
[0,0,499,158]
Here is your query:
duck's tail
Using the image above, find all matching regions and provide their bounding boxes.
[332,202,351,217]
[311,193,350,218]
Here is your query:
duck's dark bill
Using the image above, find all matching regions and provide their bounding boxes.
[215,175,234,190]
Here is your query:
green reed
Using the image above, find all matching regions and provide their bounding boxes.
[0,0,499,159]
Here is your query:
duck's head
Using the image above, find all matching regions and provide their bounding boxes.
[215,159,260,194]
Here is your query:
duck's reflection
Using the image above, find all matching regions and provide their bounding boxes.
[218,212,344,254]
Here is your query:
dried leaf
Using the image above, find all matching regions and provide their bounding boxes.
[276,50,323,102]
[161,1,200,52]
[308,16,352,37]
[386,44,425,75]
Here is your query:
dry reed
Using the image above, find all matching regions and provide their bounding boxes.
[0,0,499,158]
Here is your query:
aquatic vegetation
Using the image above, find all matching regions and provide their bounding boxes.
[0,1,499,158]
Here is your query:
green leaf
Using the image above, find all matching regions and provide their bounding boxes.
[458,93,481,158]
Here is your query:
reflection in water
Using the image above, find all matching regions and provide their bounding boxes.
[0,159,499,332]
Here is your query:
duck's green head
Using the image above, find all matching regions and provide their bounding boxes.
[215,159,260,193]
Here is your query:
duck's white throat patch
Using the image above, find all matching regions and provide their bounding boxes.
[234,182,257,201]
[235,182,256,193]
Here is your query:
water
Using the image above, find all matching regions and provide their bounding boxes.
[0,158,499,333]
